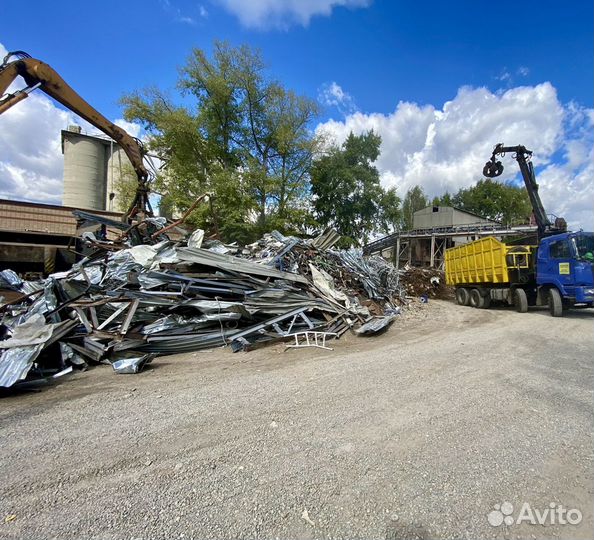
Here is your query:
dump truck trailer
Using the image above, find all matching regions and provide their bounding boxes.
[445,233,594,316]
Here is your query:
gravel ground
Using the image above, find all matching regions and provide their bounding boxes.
[0,300,592,539]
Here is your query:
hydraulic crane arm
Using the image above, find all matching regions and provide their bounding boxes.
[482,143,565,238]
[0,51,151,217]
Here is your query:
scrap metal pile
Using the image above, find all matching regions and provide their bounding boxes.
[0,227,413,389]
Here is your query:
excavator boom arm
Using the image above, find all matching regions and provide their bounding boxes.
[0,53,151,216]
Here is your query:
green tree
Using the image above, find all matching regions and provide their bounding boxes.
[379,187,402,233]
[121,41,321,242]
[401,185,429,230]
[431,191,453,207]
[311,130,395,245]
[452,178,532,226]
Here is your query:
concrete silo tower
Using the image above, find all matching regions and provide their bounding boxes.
[61,125,133,212]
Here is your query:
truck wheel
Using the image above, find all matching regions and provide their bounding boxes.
[514,288,528,313]
[548,288,563,317]
[471,289,491,309]
[469,288,483,308]
[456,288,470,306]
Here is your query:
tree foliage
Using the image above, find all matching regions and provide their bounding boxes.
[379,187,402,234]
[121,41,321,243]
[452,178,532,226]
[400,185,429,230]
[431,191,453,207]
[310,130,400,245]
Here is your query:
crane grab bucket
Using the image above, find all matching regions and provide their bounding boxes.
[482,156,504,178]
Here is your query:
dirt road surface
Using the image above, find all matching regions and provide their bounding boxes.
[1,300,592,539]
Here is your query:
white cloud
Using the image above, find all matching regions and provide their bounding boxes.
[495,66,530,86]
[318,81,357,115]
[214,0,371,29]
[114,118,142,139]
[316,82,594,230]
[0,42,143,206]
[159,0,200,25]
[517,66,530,77]
[496,69,512,83]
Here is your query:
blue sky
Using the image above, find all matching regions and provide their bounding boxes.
[1,0,593,227]
[2,0,591,117]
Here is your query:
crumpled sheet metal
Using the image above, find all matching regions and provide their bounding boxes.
[60,342,86,368]
[333,249,402,301]
[311,228,341,250]
[176,247,309,284]
[140,328,240,354]
[309,264,349,305]
[0,223,410,388]
[0,269,23,290]
[187,229,205,249]
[141,312,241,335]
[0,314,54,349]
[112,353,155,374]
[355,315,396,336]
[180,299,248,316]
[0,344,44,387]
[72,209,129,231]
[0,316,78,388]
[243,288,335,315]
[0,269,44,296]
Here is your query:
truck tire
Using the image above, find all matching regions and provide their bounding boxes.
[548,288,563,317]
[514,288,528,313]
[455,288,470,306]
[469,288,483,308]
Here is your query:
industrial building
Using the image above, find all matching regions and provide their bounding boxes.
[364,205,536,269]
[62,124,132,212]
[0,199,123,275]
[0,125,130,275]
[412,206,493,230]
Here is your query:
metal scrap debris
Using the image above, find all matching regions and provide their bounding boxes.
[112,353,155,374]
[354,315,397,336]
[0,223,441,390]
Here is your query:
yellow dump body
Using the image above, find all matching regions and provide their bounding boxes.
[445,237,532,286]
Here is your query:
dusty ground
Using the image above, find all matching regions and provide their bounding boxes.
[0,300,592,540]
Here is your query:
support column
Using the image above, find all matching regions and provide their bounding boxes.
[44,246,57,275]
[430,234,435,267]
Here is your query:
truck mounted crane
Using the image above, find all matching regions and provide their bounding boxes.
[0,50,152,219]
[445,143,593,316]
[482,143,566,240]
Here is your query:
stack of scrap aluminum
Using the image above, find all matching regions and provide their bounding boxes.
[0,228,406,389]
[245,230,405,306]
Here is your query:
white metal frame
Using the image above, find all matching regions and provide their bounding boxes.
[285,331,338,351]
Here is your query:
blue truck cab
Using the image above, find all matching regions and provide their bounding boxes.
[536,231,594,312]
